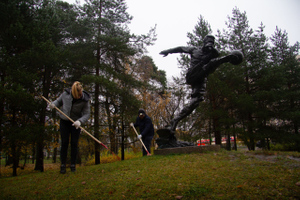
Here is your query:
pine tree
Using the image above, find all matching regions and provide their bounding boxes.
[270,27,300,150]
[76,0,157,162]
[212,8,271,150]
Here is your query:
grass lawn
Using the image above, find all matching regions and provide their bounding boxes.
[0,149,300,199]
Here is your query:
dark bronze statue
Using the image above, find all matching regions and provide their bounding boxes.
[156,35,243,148]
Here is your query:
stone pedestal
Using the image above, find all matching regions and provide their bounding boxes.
[154,145,220,155]
[156,128,194,149]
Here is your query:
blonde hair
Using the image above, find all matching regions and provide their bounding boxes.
[71,81,83,99]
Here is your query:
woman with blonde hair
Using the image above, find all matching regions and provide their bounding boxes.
[50,81,90,174]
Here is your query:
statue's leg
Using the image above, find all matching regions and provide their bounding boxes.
[191,79,206,98]
[202,55,236,75]
[186,55,234,85]
[170,89,204,131]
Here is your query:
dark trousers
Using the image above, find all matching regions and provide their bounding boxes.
[60,119,80,165]
[142,137,152,156]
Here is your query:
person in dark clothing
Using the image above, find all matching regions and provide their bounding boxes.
[131,109,154,156]
[49,81,90,173]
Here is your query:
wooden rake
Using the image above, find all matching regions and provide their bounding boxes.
[130,123,151,156]
[41,95,120,160]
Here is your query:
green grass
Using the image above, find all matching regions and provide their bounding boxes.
[1,150,300,199]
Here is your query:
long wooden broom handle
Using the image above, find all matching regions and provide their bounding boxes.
[41,96,106,148]
[130,124,151,155]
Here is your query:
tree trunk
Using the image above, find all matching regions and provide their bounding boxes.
[94,77,100,165]
[208,118,212,145]
[31,145,35,164]
[210,94,221,145]
[248,113,255,151]
[0,73,4,177]
[226,126,231,151]
[94,46,100,164]
[94,0,103,165]
[233,125,237,151]
[34,141,44,172]
[12,109,19,176]
[121,119,125,161]
[53,147,57,163]
[35,108,45,172]
[34,92,48,172]
[213,118,221,145]
[52,110,58,163]
[11,143,18,176]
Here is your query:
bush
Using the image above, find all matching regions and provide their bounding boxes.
[270,142,299,151]
[84,150,142,166]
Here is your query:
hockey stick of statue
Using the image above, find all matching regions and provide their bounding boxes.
[130,123,151,156]
[41,96,120,160]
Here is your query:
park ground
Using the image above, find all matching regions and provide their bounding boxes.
[1,148,300,199]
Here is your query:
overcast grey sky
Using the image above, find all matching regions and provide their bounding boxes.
[66,0,300,80]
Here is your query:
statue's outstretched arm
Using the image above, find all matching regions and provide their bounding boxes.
[159,46,194,57]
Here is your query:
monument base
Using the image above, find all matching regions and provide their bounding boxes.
[154,145,220,155]
[156,128,194,149]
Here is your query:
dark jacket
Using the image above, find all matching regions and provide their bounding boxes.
[53,88,90,124]
[134,115,154,139]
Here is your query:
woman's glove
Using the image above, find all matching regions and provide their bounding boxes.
[49,103,55,109]
[72,120,81,129]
